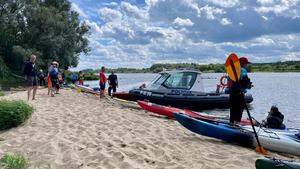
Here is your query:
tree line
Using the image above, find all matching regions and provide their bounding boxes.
[0,0,90,81]
[71,61,300,81]
[104,61,300,73]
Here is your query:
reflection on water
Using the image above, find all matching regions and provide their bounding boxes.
[86,72,300,128]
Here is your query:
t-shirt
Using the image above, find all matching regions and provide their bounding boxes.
[108,74,118,86]
[99,71,107,84]
[24,62,37,76]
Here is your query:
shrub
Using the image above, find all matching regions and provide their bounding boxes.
[0,100,33,130]
[1,153,28,169]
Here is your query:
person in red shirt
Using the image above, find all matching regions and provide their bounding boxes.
[99,66,107,98]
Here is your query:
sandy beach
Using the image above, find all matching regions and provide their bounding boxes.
[0,88,299,169]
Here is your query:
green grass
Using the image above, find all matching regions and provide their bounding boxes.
[0,100,33,130]
[1,153,28,169]
[0,91,4,96]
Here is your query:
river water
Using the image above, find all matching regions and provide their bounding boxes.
[86,73,300,128]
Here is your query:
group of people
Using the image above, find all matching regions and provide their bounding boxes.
[99,66,118,97]
[227,56,285,129]
[72,66,118,98]
[24,54,285,129]
[47,61,64,97]
[24,54,64,101]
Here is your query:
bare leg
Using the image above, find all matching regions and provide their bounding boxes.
[32,86,37,100]
[27,87,32,101]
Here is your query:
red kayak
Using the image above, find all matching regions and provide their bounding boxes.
[137,100,255,125]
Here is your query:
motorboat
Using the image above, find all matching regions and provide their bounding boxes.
[128,69,253,110]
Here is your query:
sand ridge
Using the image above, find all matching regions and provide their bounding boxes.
[0,88,299,169]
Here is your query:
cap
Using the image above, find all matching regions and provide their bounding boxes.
[239,57,251,64]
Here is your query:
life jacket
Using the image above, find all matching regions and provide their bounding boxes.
[266,112,285,129]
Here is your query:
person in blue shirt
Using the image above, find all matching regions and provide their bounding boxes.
[229,57,253,124]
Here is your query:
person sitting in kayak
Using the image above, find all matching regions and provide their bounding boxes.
[262,105,285,129]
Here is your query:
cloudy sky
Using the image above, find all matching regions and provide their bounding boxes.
[70,0,300,70]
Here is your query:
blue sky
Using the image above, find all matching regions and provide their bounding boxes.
[70,0,300,70]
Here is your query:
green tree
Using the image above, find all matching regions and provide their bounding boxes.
[0,0,90,75]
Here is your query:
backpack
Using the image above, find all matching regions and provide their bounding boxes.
[50,68,58,78]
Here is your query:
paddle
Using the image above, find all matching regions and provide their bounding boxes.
[225,53,267,155]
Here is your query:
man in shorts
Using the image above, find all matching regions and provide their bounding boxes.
[99,66,107,98]
[24,54,38,101]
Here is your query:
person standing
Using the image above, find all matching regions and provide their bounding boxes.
[78,71,84,85]
[99,66,107,98]
[49,61,59,96]
[108,71,118,96]
[47,64,53,96]
[24,54,38,101]
[38,69,46,87]
[229,57,253,124]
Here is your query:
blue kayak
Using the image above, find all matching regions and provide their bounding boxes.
[174,112,300,155]
[174,112,254,147]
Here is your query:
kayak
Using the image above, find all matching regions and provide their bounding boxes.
[75,84,100,95]
[174,113,300,155]
[173,112,254,147]
[111,97,140,109]
[256,158,300,169]
[242,125,300,156]
[138,100,254,125]
[112,92,136,101]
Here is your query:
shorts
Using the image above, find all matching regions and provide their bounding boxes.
[100,84,106,90]
[26,75,38,86]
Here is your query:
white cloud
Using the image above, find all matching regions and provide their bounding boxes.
[200,5,226,20]
[255,0,300,18]
[71,3,88,18]
[173,17,194,27]
[98,7,122,22]
[281,53,300,61]
[70,0,300,69]
[121,2,147,19]
[205,0,240,8]
[220,18,232,25]
[262,15,268,20]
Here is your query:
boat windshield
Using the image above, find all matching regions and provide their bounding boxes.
[153,73,169,85]
[162,72,197,89]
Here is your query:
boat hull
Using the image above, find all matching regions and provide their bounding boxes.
[130,89,253,110]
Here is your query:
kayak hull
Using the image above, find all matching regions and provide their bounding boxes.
[75,85,100,95]
[242,126,300,156]
[174,113,254,147]
[138,100,253,125]
[129,89,253,110]
[255,158,300,169]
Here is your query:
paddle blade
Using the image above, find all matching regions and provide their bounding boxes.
[225,53,241,82]
[255,145,268,155]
